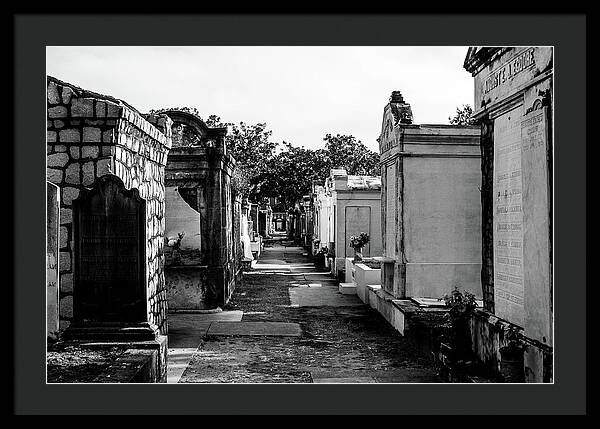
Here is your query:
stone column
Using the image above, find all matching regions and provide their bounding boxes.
[480,116,495,313]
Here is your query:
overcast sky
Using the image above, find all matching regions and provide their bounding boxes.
[46,46,474,152]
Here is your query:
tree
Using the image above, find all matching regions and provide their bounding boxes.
[257,142,331,209]
[322,134,380,178]
[147,107,381,210]
[257,135,381,209]
[224,122,278,201]
[449,104,474,125]
[148,107,278,200]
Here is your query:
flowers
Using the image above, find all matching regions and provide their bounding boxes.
[317,245,329,255]
[349,232,369,249]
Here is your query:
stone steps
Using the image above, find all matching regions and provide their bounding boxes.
[338,282,357,295]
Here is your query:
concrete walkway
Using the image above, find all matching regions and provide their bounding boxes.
[167,237,440,383]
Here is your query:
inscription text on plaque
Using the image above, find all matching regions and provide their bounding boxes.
[493,106,525,327]
[73,175,146,323]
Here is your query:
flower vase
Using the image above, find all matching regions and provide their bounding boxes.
[353,247,363,262]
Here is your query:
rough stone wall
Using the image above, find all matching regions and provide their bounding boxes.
[46,76,172,335]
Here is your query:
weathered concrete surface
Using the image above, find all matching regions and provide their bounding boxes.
[289,285,363,307]
[167,311,243,347]
[312,376,376,383]
[167,348,198,383]
[166,311,244,383]
[207,321,302,337]
[169,238,440,383]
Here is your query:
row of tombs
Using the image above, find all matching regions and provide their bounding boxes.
[46,76,257,382]
[46,46,553,383]
[302,47,553,383]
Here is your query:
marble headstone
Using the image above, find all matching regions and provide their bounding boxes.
[73,175,146,323]
[47,182,60,337]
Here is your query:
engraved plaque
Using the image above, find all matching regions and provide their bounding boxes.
[493,105,524,326]
[344,206,371,257]
[521,106,552,345]
[73,175,146,323]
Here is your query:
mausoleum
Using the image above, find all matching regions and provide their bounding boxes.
[464,46,553,382]
[314,169,382,279]
[156,110,243,310]
[378,91,482,301]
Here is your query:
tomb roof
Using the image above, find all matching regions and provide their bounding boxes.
[347,175,381,190]
[47,75,141,115]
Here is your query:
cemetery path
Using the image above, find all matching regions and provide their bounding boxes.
[167,237,441,383]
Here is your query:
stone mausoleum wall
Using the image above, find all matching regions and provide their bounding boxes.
[46,76,172,335]
[378,92,482,301]
[464,47,553,382]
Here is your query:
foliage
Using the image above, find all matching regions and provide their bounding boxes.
[230,167,252,196]
[257,142,330,208]
[147,107,381,211]
[204,114,225,128]
[441,287,477,361]
[257,135,380,209]
[448,104,475,126]
[442,287,477,320]
[224,122,278,199]
[322,134,380,177]
[349,232,370,249]
[502,325,528,353]
[317,245,329,255]
[148,106,202,117]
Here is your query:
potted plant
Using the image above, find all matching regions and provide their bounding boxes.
[349,232,370,262]
[499,325,527,382]
[441,287,477,361]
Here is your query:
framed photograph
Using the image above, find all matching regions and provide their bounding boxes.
[14,13,586,415]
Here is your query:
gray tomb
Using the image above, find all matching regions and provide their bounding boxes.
[344,206,371,257]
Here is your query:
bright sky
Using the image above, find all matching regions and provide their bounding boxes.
[46,46,474,152]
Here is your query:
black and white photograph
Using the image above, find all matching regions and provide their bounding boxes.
[14,13,587,415]
[44,44,554,385]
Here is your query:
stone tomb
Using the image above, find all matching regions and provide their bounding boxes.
[493,104,552,342]
[378,92,482,300]
[344,206,372,257]
[161,110,240,310]
[67,175,156,340]
[324,169,382,277]
[464,47,553,382]
[47,182,60,339]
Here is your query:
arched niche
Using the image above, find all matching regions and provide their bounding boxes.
[161,110,226,149]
